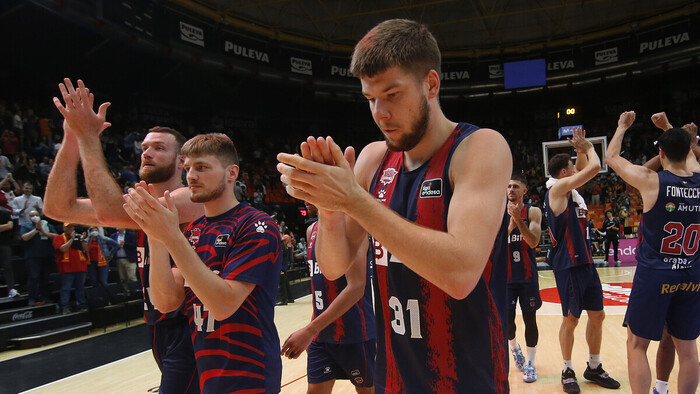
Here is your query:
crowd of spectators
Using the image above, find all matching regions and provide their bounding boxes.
[0,85,696,303]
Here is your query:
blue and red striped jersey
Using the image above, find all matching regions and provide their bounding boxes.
[507,204,538,284]
[368,123,509,394]
[136,231,185,324]
[544,191,593,271]
[182,202,282,393]
[307,221,375,344]
[637,171,700,270]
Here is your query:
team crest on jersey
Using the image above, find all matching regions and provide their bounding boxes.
[420,178,442,198]
[380,168,398,186]
[254,221,267,233]
[188,228,201,247]
[215,234,229,248]
[665,202,676,212]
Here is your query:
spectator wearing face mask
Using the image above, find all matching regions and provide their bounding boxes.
[85,226,118,288]
[20,210,58,306]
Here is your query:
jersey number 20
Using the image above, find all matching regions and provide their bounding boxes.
[660,222,700,256]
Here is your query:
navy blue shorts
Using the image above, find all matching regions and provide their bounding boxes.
[150,318,199,393]
[507,281,542,312]
[625,265,700,341]
[307,340,376,387]
[554,265,604,318]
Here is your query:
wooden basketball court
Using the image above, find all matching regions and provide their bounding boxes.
[7,266,698,393]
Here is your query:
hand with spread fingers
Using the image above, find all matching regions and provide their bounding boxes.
[568,126,593,153]
[52,78,111,139]
[277,136,361,213]
[122,181,181,243]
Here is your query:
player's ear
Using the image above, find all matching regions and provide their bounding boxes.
[176,154,185,170]
[227,164,240,183]
[425,69,440,99]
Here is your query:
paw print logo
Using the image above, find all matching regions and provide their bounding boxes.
[378,190,385,199]
[255,221,268,233]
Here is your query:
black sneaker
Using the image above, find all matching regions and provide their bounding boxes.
[562,368,581,394]
[583,362,620,389]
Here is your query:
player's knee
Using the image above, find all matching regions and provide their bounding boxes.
[626,331,650,351]
[562,314,579,329]
[588,309,605,324]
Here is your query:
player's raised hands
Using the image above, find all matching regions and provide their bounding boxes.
[618,111,636,129]
[53,78,111,139]
[277,136,362,213]
[568,127,593,153]
[681,122,698,146]
[651,112,672,131]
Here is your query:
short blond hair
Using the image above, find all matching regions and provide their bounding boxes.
[181,133,239,167]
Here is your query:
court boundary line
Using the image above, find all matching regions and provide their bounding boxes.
[281,373,308,388]
[19,350,152,393]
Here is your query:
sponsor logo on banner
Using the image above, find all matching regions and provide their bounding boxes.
[640,32,690,53]
[489,64,503,79]
[291,57,313,75]
[547,60,575,71]
[179,21,204,47]
[594,47,618,65]
[440,70,470,80]
[224,41,270,63]
[330,65,353,77]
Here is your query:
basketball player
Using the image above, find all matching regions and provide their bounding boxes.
[281,201,376,393]
[123,133,283,393]
[606,111,700,394]
[46,79,201,393]
[505,174,542,383]
[544,127,620,393]
[278,19,512,393]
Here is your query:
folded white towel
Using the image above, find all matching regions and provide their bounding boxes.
[546,177,588,211]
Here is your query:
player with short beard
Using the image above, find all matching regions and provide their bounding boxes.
[45,79,202,393]
[124,133,283,393]
[278,19,512,393]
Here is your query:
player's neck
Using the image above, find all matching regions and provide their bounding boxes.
[661,157,692,177]
[403,114,457,171]
[204,191,240,218]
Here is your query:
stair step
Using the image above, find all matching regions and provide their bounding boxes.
[0,303,57,324]
[0,294,29,309]
[0,310,89,350]
[7,322,93,349]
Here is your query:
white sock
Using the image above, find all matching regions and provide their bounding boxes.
[563,360,573,372]
[655,379,669,394]
[509,339,520,350]
[589,354,601,369]
[526,346,537,365]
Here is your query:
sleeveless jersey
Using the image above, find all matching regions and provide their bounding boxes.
[183,202,282,393]
[307,221,375,344]
[636,171,700,270]
[544,191,592,271]
[136,231,185,324]
[507,204,538,284]
[369,122,509,394]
